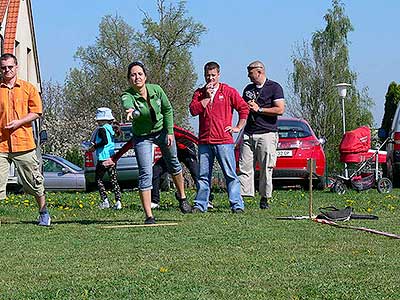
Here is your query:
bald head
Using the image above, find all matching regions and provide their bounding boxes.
[247,60,266,85]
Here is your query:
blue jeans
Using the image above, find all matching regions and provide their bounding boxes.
[194,144,244,211]
[133,130,182,191]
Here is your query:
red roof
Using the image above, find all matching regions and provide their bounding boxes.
[0,0,20,54]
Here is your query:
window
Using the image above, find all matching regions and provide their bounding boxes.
[43,159,63,173]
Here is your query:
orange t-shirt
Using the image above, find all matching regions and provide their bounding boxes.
[0,79,42,152]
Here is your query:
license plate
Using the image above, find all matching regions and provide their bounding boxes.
[277,150,293,157]
[122,149,135,157]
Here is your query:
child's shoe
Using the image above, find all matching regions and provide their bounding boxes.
[99,199,110,209]
[113,201,122,210]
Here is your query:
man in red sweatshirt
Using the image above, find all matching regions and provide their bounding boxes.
[189,61,249,213]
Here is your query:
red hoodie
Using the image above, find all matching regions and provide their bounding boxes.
[189,83,249,144]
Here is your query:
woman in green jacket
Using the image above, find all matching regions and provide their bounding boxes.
[121,61,191,224]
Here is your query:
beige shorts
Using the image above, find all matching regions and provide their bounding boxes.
[0,150,45,200]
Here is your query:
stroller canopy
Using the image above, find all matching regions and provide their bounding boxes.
[339,126,371,154]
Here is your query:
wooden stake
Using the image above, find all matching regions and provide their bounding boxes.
[308,158,315,218]
[99,223,179,229]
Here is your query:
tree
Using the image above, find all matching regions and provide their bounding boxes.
[45,1,206,157]
[135,0,206,126]
[381,82,400,135]
[287,0,373,172]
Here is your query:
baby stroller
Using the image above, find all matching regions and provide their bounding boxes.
[331,126,392,194]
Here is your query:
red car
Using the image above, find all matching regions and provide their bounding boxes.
[235,117,326,190]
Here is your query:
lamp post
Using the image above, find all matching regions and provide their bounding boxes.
[336,83,351,178]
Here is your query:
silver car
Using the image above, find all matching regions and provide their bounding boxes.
[42,154,86,191]
[7,154,85,193]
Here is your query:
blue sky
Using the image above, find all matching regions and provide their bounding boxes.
[32,0,399,126]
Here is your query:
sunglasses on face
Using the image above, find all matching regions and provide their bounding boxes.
[1,65,16,71]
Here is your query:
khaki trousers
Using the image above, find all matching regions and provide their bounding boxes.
[238,132,278,198]
[0,150,45,200]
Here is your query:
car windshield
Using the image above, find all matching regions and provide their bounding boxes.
[52,156,83,171]
[115,126,133,143]
[278,120,312,138]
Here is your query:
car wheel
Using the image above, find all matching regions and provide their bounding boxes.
[377,177,393,193]
[332,180,347,195]
[315,177,326,190]
[6,184,23,194]
[86,183,97,192]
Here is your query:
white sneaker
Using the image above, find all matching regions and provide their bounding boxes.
[151,202,160,209]
[113,201,122,210]
[99,200,110,209]
[207,202,214,209]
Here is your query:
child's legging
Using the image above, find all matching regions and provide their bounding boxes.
[95,162,121,202]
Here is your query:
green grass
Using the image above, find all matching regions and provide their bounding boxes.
[0,188,399,300]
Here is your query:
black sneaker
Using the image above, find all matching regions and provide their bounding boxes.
[179,199,192,214]
[144,216,156,224]
[175,192,192,214]
[232,208,244,213]
[260,197,270,209]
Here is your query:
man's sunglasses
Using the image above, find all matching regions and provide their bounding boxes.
[1,65,15,71]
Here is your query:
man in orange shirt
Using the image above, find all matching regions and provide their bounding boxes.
[0,53,50,226]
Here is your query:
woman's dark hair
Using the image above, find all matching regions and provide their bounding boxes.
[127,61,146,79]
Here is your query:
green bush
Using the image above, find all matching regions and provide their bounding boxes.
[65,147,84,168]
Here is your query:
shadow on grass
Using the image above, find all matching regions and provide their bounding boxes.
[1,218,180,226]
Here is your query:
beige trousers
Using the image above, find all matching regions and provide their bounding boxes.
[238,132,278,198]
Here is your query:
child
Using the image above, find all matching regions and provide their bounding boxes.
[89,107,122,209]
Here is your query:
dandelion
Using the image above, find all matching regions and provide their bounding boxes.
[159,267,168,273]
[367,207,373,213]
[78,203,84,209]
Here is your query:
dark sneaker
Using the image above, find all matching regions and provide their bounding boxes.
[260,197,270,209]
[38,212,51,226]
[144,216,156,224]
[179,199,192,214]
[175,192,192,214]
[232,208,244,213]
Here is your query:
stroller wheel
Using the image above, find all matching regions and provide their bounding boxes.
[333,181,347,195]
[377,177,393,193]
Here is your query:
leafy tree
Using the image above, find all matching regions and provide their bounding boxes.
[43,1,206,157]
[287,0,373,173]
[381,82,400,135]
[65,14,138,126]
[136,0,206,126]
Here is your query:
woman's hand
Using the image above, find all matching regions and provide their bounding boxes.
[167,134,174,147]
[126,108,135,120]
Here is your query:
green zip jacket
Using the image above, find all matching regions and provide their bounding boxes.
[121,84,174,136]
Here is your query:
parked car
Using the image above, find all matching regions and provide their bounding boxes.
[7,154,85,193]
[235,117,326,189]
[42,154,86,191]
[379,103,400,187]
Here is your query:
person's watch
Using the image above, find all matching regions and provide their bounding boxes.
[258,107,263,113]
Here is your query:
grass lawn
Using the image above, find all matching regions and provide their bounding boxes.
[0,188,399,300]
